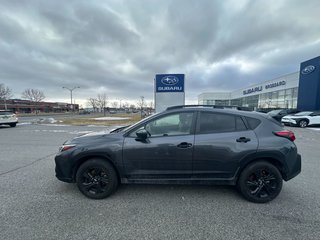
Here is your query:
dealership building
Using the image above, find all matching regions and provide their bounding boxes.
[198,56,320,111]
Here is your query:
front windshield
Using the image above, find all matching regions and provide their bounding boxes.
[294,111,312,116]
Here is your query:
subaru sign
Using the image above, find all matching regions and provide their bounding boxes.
[298,57,320,111]
[155,73,185,113]
[301,65,316,75]
[155,74,184,92]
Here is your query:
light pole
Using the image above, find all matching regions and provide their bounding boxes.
[62,86,80,112]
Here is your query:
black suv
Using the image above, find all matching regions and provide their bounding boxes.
[55,105,301,203]
[267,109,300,122]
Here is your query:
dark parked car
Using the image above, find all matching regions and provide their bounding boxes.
[267,109,299,122]
[55,105,301,203]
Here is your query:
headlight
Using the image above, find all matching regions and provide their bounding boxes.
[59,144,76,152]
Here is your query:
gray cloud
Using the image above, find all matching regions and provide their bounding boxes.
[0,0,320,106]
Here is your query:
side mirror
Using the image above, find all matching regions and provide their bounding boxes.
[136,129,148,140]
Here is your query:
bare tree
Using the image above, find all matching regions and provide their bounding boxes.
[0,83,13,110]
[21,88,45,114]
[148,101,154,115]
[129,104,136,110]
[137,96,145,118]
[148,101,154,109]
[22,89,45,102]
[87,98,98,112]
[122,101,129,109]
[96,93,108,116]
[111,101,118,109]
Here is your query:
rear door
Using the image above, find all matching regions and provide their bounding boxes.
[193,111,258,179]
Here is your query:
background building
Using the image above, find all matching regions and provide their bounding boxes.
[0,99,79,113]
[198,56,320,111]
[199,72,298,110]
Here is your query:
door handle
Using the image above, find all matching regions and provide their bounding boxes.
[236,137,251,143]
[177,142,193,148]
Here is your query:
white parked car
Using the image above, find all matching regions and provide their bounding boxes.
[0,111,18,127]
[281,111,320,128]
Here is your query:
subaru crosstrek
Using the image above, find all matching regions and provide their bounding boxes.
[55,105,301,203]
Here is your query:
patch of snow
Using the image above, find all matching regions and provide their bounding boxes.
[93,117,130,121]
[37,118,57,124]
[17,122,32,126]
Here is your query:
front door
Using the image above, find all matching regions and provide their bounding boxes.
[123,112,195,179]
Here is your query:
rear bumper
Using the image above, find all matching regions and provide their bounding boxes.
[284,153,301,181]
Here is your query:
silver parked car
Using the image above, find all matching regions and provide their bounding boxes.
[0,111,18,127]
[281,111,320,128]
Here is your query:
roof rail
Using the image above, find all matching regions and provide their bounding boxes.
[166,105,253,111]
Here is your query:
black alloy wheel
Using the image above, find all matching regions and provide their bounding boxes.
[238,161,283,203]
[299,120,308,128]
[76,159,118,199]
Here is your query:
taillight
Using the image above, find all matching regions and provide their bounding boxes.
[273,130,296,141]
[59,144,76,152]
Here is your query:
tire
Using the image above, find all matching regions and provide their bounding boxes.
[299,120,308,128]
[237,161,283,203]
[9,123,17,127]
[76,158,118,199]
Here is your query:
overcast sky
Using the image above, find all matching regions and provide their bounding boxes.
[1,0,320,107]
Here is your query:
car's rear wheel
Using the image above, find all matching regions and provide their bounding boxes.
[76,159,118,199]
[299,120,308,128]
[237,161,283,203]
[9,123,16,127]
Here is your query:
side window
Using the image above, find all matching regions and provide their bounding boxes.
[199,112,236,133]
[129,112,194,137]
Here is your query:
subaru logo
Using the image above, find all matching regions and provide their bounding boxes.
[161,76,179,85]
[301,65,316,75]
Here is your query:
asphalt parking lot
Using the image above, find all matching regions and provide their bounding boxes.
[1,122,320,240]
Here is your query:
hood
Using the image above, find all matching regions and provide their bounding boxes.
[65,130,122,145]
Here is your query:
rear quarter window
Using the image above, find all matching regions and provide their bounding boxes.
[245,117,261,129]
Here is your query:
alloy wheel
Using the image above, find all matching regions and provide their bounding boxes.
[238,161,282,203]
[299,120,307,128]
[245,168,279,199]
[80,167,110,195]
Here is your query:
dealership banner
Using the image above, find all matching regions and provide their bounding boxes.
[155,74,185,112]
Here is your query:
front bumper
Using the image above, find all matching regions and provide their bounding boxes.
[281,118,297,125]
[55,153,74,183]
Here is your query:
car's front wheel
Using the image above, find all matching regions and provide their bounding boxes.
[76,158,118,199]
[9,123,16,127]
[298,120,308,128]
[237,161,283,203]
